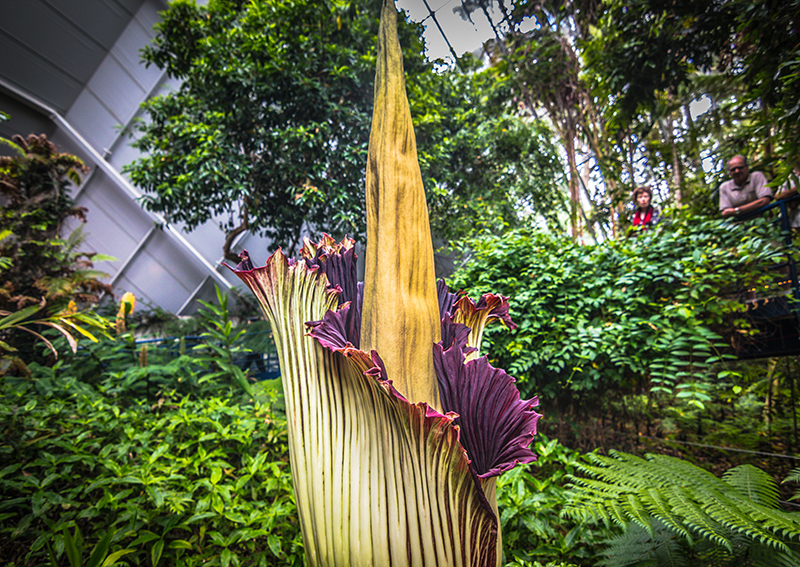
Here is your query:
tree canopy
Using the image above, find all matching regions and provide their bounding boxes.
[456,0,800,237]
[125,0,565,259]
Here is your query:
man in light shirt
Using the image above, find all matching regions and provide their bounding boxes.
[719,155,772,217]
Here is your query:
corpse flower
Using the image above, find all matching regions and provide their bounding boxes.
[227,2,540,565]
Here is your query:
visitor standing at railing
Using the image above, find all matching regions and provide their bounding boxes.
[631,185,661,232]
[719,155,773,217]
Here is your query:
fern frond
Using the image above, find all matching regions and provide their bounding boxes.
[566,478,628,523]
[782,467,800,498]
[64,225,86,252]
[596,451,659,490]
[610,498,633,528]
[736,539,800,567]
[568,450,800,565]
[724,464,780,507]
[663,485,733,551]
[646,453,722,488]
[640,487,694,544]
[784,467,800,483]
[699,487,791,553]
[730,496,800,544]
[625,493,655,536]
[694,543,734,567]
[599,521,688,567]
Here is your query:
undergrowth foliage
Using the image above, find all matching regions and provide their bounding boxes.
[0,294,301,567]
[1,286,798,567]
[450,214,782,413]
[0,383,302,565]
[0,374,301,567]
[497,438,610,564]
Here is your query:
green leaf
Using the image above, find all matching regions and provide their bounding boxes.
[150,538,164,567]
[100,549,135,567]
[86,529,115,567]
[267,533,282,557]
[62,526,81,567]
[0,304,42,328]
[168,540,193,550]
[129,530,160,547]
[210,466,222,485]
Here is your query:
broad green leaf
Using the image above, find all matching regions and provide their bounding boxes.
[150,538,164,567]
[101,549,135,567]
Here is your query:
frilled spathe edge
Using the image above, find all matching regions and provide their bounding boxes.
[309,291,541,480]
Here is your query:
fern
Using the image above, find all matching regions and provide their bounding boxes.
[641,487,694,544]
[783,467,800,501]
[724,465,779,507]
[566,451,800,566]
[598,520,687,567]
[707,497,785,552]
[663,485,732,551]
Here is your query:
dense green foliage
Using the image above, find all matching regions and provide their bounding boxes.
[2,284,798,567]
[584,0,800,183]
[1,303,299,566]
[498,438,610,565]
[127,0,391,257]
[0,296,591,567]
[456,0,800,235]
[0,379,299,566]
[449,214,783,411]
[414,60,566,240]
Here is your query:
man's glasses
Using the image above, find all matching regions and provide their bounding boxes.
[729,166,745,173]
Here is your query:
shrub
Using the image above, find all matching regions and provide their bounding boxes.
[0,373,301,566]
[449,214,781,414]
[0,133,113,367]
[498,437,611,566]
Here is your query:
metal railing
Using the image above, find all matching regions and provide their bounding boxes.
[735,192,800,320]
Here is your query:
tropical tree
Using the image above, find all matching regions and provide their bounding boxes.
[415,56,568,239]
[456,0,800,234]
[126,0,391,259]
[125,0,566,259]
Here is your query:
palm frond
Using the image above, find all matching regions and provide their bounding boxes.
[0,136,26,157]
